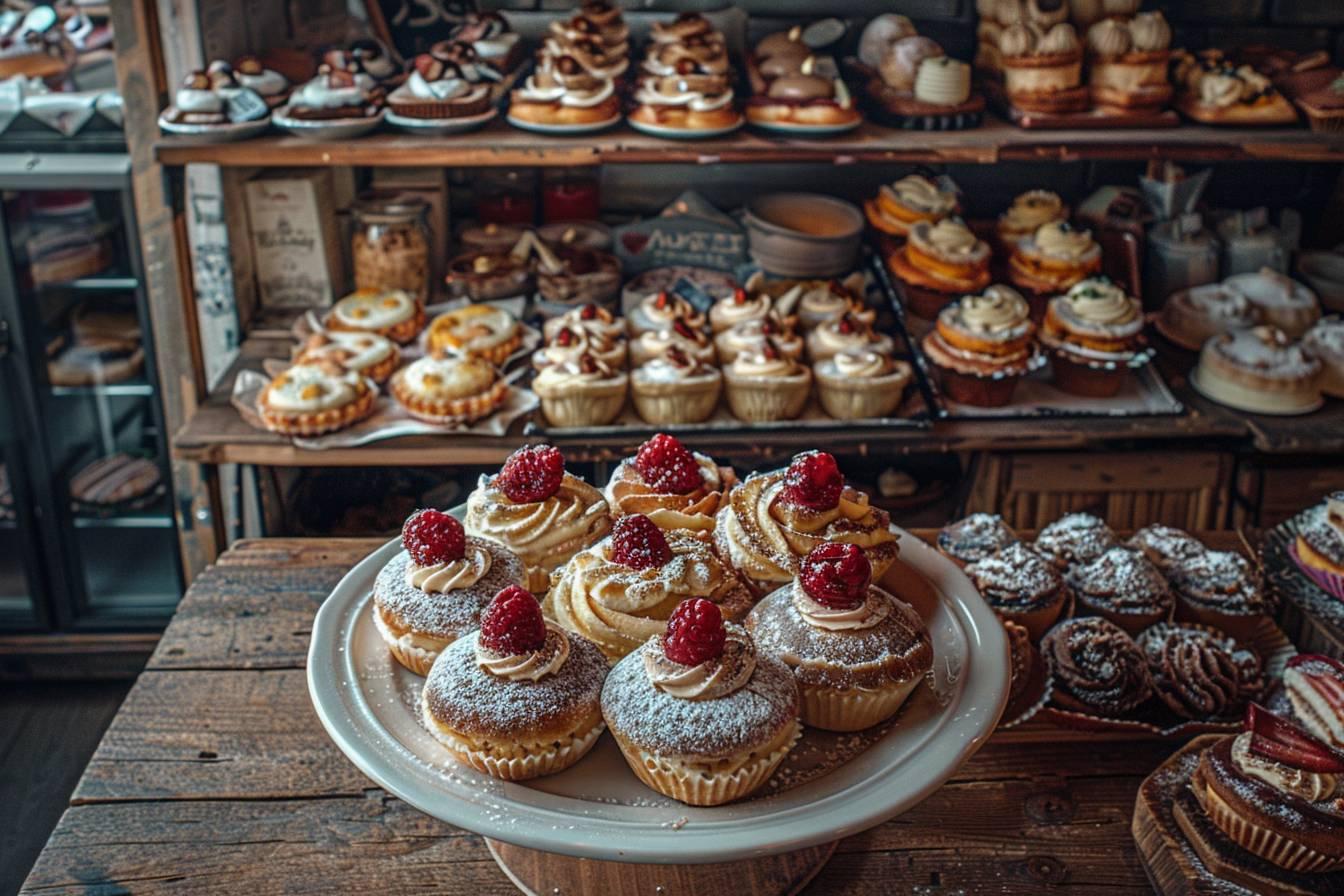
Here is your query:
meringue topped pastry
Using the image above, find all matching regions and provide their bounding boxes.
[603,433,735,535]
[998,21,1087,114]
[1193,325,1323,415]
[1157,281,1261,352]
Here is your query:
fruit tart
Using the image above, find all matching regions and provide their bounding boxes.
[388,45,493,120]
[814,350,912,421]
[602,434,735,536]
[937,512,1018,568]
[965,541,1068,641]
[547,513,753,661]
[749,543,933,731]
[1284,654,1344,751]
[1008,221,1103,310]
[1290,491,1344,601]
[374,509,527,675]
[326,287,425,345]
[887,218,993,320]
[864,174,959,239]
[1067,547,1173,635]
[465,445,612,593]
[1136,622,1263,721]
[920,285,1041,407]
[422,585,608,780]
[293,331,399,385]
[1039,277,1149,397]
[1041,616,1153,716]
[722,345,811,423]
[714,451,900,594]
[1191,704,1344,873]
[390,355,508,426]
[630,346,724,425]
[426,304,523,365]
[532,353,628,428]
[257,361,377,437]
[601,598,801,805]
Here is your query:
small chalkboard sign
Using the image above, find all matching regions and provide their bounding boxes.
[671,277,715,315]
[367,0,475,60]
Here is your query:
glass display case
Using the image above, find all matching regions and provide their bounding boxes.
[0,152,182,632]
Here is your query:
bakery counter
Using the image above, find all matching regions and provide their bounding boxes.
[154,116,1344,169]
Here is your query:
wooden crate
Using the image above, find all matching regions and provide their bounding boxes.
[967,451,1234,531]
[1233,456,1344,528]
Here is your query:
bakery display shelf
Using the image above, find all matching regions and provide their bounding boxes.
[49,379,154,398]
[40,273,139,293]
[72,506,175,530]
[153,116,1344,168]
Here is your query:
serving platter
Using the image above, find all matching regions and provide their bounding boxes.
[308,519,1009,864]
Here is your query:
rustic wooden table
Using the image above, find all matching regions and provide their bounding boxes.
[20,536,1191,895]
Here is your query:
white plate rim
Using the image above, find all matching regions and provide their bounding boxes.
[157,112,270,140]
[272,106,385,137]
[385,107,497,133]
[746,116,862,136]
[307,524,1009,863]
[625,115,744,140]
[505,112,621,135]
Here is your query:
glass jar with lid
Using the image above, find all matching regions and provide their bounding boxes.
[351,193,431,302]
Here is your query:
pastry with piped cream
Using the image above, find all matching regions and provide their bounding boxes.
[602,433,735,536]
[920,285,1041,407]
[1085,12,1173,111]
[998,22,1088,114]
[865,174,959,239]
[1039,277,1149,397]
[888,218,993,319]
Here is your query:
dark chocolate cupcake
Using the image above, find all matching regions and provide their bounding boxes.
[1041,616,1152,716]
[1126,523,1206,576]
[1169,549,1270,642]
[937,512,1018,567]
[1067,547,1173,635]
[1136,622,1263,721]
[1034,512,1118,571]
[964,541,1067,641]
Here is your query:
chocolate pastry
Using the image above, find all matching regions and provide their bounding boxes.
[1136,622,1263,721]
[1170,549,1270,641]
[964,541,1066,641]
[1041,616,1152,716]
[1004,618,1040,705]
[1067,546,1173,635]
[1284,654,1344,751]
[1033,512,1118,571]
[937,514,1019,567]
[1127,523,1206,575]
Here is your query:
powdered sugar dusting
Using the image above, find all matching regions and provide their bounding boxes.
[965,542,1062,612]
[1034,513,1119,570]
[373,540,526,639]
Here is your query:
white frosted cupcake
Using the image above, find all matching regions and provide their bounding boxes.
[814,350,912,420]
[714,316,804,365]
[805,312,896,363]
[630,322,717,367]
[631,347,723,425]
[532,353,628,427]
[723,347,812,422]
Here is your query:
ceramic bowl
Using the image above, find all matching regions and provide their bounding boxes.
[744,193,863,278]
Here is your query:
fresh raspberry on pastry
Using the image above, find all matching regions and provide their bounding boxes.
[662,597,726,666]
[634,433,703,494]
[497,445,565,504]
[782,451,844,511]
[800,542,872,609]
[609,513,673,570]
[401,508,466,567]
[479,584,548,656]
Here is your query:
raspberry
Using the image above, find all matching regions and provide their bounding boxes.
[782,451,843,511]
[496,444,565,504]
[580,303,598,320]
[672,318,696,340]
[733,287,747,305]
[837,313,856,335]
[401,509,465,567]
[634,433,703,494]
[800,543,871,609]
[761,340,781,360]
[555,327,575,346]
[655,291,670,309]
[608,514,672,569]
[663,598,726,666]
[479,585,547,655]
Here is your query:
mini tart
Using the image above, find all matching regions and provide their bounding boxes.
[1136,622,1263,721]
[997,190,1068,249]
[921,285,1041,408]
[604,451,735,536]
[421,626,608,781]
[1191,731,1344,874]
[887,218,992,320]
[1008,221,1103,303]
[1303,316,1344,399]
[1292,493,1344,601]
[1127,523,1207,575]
[1067,547,1173,635]
[257,362,377,437]
[864,174,959,238]
[714,473,899,594]
[805,315,895,363]
[715,317,804,365]
[1170,548,1270,642]
[294,331,399,384]
[1040,278,1149,397]
[327,288,425,345]
[601,624,801,806]
[1284,654,1344,750]
[937,513,1018,568]
[722,350,811,423]
[747,581,933,731]
[390,355,509,426]
[426,305,523,365]
[532,355,628,428]
[965,542,1067,641]
[1157,282,1261,352]
[1034,512,1119,572]
[1193,326,1323,416]
[465,471,611,594]
[709,288,773,334]
[627,291,708,337]
[1041,616,1153,717]
[814,351,912,421]
[547,530,754,662]
[630,352,723,425]
[372,537,527,675]
[1224,269,1322,340]
[533,324,627,372]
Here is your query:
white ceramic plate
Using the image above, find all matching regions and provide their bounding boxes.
[308,522,1009,863]
[386,107,497,135]
[157,111,270,141]
[505,113,620,135]
[625,116,744,140]
[747,116,862,136]
[272,106,385,140]
[1190,367,1324,416]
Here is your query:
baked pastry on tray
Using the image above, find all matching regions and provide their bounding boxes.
[813,350,912,421]
[1156,281,1261,352]
[998,22,1088,114]
[631,347,723,425]
[937,512,1018,568]
[603,433,735,536]
[390,355,509,426]
[387,45,493,120]
[1084,12,1173,111]
[864,174,959,239]
[1136,622,1263,721]
[1041,616,1153,716]
[1193,326,1323,415]
[326,288,425,345]
[426,304,523,365]
[1173,51,1298,125]
[965,541,1067,641]
[1038,277,1149,398]
[722,346,811,423]
[747,28,860,129]
[532,353,628,428]
[920,285,1041,407]
[887,218,992,320]
[1007,221,1103,309]
[294,331,399,385]
[257,361,377,437]
[1068,547,1173,635]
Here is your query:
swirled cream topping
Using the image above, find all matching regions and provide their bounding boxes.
[534,355,621,389]
[885,175,957,216]
[1129,12,1171,53]
[637,327,712,362]
[1032,221,1097,262]
[638,292,705,330]
[476,620,571,682]
[833,350,893,378]
[1199,71,1243,109]
[1001,190,1065,236]
[998,23,1037,58]
[911,218,988,264]
[730,350,802,377]
[406,542,492,594]
[956,286,1031,334]
[265,364,363,413]
[1038,22,1080,56]
[466,472,610,563]
[1231,731,1340,802]
[1060,279,1140,326]
[793,583,891,631]
[635,351,715,382]
[712,290,772,329]
[643,624,756,700]
[1086,19,1131,57]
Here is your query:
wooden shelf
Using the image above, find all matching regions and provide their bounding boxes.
[155,117,1344,168]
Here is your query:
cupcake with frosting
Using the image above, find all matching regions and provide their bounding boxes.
[532,323,627,372]
[715,315,804,365]
[888,218,993,319]
[805,311,896,362]
[532,353,629,427]
[814,350,912,420]
[542,302,625,344]
[921,285,1042,407]
[602,434,735,536]
[627,290,708,337]
[997,190,1068,249]
[865,174,959,239]
[1008,221,1104,312]
[722,345,812,423]
[631,346,723,425]
[709,286,773,333]
[1040,277,1149,397]
[631,320,716,367]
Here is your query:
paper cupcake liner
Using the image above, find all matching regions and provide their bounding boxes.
[799,678,922,732]
[1199,780,1344,873]
[422,701,606,782]
[1288,539,1344,602]
[611,722,801,807]
[372,606,443,677]
[537,382,627,427]
[631,383,721,424]
[814,379,905,421]
[723,376,810,422]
